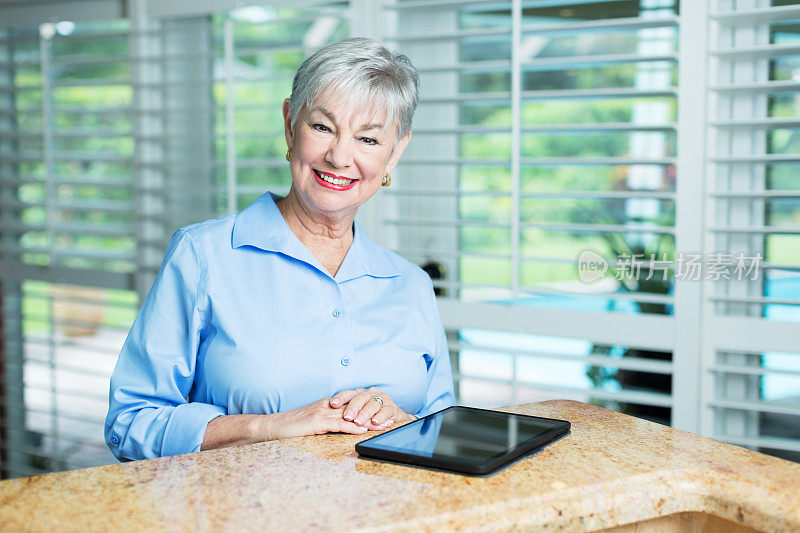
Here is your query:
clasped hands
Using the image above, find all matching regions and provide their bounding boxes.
[268,387,416,441]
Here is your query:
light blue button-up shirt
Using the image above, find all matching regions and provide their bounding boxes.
[105,192,455,461]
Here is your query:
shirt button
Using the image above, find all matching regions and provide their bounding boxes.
[340,356,350,367]
[332,308,342,318]
[111,435,120,444]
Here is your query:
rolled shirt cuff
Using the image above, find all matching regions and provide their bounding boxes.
[161,402,227,457]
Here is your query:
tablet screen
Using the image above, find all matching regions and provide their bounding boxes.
[357,406,569,464]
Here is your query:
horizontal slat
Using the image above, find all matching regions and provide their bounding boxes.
[52,78,131,89]
[521,190,675,199]
[400,156,676,165]
[45,29,131,42]
[707,364,800,378]
[3,151,132,163]
[0,243,135,263]
[419,53,678,73]
[388,15,678,41]
[711,80,800,94]
[520,221,674,234]
[438,299,675,351]
[0,177,132,189]
[522,52,677,71]
[417,122,677,134]
[388,189,676,199]
[711,154,800,164]
[710,190,800,199]
[386,217,674,234]
[454,372,673,407]
[712,5,800,26]
[710,295,800,306]
[0,259,135,291]
[148,1,346,18]
[1,221,133,237]
[0,128,132,139]
[2,380,109,403]
[49,105,130,115]
[235,43,307,56]
[416,59,510,73]
[709,225,800,235]
[387,26,509,43]
[711,118,800,129]
[520,15,679,36]
[452,341,673,373]
[761,262,800,272]
[419,87,677,104]
[3,401,107,426]
[709,399,800,417]
[387,189,509,197]
[385,217,507,228]
[0,198,133,214]
[226,13,344,27]
[386,0,508,10]
[710,316,800,354]
[712,42,800,59]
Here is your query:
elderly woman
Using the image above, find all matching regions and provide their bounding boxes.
[105,38,454,461]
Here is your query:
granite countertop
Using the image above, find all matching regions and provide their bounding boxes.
[1,400,798,532]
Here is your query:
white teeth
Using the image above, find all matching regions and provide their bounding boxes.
[317,171,353,186]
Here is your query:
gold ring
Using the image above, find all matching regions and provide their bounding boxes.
[371,396,384,409]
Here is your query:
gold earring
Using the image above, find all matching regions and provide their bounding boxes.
[285,147,291,161]
[381,173,391,187]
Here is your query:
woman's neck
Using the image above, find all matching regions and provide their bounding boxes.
[275,189,354,275]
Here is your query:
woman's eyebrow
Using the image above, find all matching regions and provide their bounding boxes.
[313,107,383,131]
[314,107,338,124]
[360,122,384,131]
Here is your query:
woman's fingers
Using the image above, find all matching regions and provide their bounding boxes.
[329,418,368,435]
[351,393,387,425]
[329,388,361,409]
[351,389,389,425]
[369,406,395,427]
[342,390,372,422]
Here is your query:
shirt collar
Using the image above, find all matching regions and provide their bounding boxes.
[231,192,403,281]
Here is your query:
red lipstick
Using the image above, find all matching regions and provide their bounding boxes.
[314,169,357,191]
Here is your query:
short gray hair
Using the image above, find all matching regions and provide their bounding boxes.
[288,37,419,140]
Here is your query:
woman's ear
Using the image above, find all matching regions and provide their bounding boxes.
[282,98,294,148]
[385,130,412,175]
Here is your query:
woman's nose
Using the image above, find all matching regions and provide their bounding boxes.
[325,137,353,168]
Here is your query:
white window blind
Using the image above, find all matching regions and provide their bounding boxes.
[0,0,351,479]
[0,19,138,478]
[378,0,679,425]
[703,0,800,462]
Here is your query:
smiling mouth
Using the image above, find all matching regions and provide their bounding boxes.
[314,169,355,187]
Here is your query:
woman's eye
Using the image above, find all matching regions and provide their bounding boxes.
[313,123,331,132]
[360,137,378,145]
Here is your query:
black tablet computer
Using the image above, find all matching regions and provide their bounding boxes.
[355,406,570,476]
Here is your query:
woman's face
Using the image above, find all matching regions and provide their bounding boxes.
[282,96,410,222]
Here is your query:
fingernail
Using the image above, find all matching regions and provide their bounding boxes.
[331,398,340,406]
[344,410,354,420]
[371,417,380,424]
[354,418,363,425]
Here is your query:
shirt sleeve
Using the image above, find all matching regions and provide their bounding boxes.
[415,277,456,418]
[105,229,226,461]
